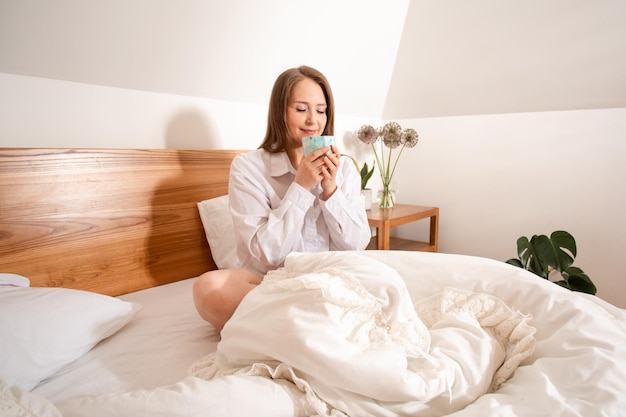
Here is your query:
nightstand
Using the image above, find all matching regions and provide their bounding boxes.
[366,204,439,252]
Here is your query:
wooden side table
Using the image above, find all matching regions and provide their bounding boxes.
[366,204,439,252]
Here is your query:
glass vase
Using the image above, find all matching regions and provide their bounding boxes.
[377,182,397,208]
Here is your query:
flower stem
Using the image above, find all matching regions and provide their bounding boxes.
[385,144,392,186]
[371,143,385,182]
[388,144,406,182]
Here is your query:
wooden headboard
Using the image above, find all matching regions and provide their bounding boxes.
[0,148,243,296]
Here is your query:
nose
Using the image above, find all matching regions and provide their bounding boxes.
[305,113,315,125]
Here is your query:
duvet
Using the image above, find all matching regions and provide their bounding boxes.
[191,252,536,416]
[2,250,625,417]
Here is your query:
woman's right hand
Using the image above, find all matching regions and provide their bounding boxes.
[294,146,331,190]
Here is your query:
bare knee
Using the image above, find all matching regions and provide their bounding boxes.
[192,269,261,331]
[192,270,229,328]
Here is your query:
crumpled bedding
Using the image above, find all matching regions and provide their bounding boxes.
[189,252,536,417]
[3,250,626,417]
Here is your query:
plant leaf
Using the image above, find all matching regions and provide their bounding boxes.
[549,230,576,271]
[553,280,570,289]
[516,236,530,265]
[360,163,368,178]
[360,162,375,189]
[531,234,556,277]
[505,258,523,268]
[531,232,576,274]
[562,266,597,295]
[519,235,549,278]
[506,230,596,296]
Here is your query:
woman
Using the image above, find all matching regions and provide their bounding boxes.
[193,66,371,331]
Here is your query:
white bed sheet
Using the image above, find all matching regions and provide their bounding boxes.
[32,277,219,403]
[2,250,625,417]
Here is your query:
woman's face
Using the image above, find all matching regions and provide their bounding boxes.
[285,77,327,147]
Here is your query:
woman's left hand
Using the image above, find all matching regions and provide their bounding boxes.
[320,145,340,200]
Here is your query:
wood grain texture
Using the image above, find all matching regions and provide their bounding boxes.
[0,148,243,296]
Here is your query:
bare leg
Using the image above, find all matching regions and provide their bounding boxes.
[192,269,262,331]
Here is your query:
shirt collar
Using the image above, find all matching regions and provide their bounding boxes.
[270,152,295,177]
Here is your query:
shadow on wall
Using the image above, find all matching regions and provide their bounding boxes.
[342,130,375,171]
[165,108,222,150]
[146,109,222,283]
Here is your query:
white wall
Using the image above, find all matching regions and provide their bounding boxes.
[2,73,624,308]
[377,108,626,308]
[0,72,261,150]
[0,72,376,151]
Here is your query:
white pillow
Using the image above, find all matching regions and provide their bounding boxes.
[197,195,241,269]
[0,283,141,391]
[0,273,30,287]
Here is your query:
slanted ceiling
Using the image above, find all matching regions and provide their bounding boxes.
[384,0,626,118]
[0,0,624,119]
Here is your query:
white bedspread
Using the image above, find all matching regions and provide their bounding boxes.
[3,250,625,417]
[190,252,536,416]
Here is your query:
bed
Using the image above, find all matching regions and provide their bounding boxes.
[1,148,625,417]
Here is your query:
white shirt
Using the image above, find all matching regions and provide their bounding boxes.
[228,149,371,276]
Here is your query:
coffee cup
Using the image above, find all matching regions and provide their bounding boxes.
[302,136,336,157]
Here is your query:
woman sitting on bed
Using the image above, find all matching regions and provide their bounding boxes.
[193,65,371,331]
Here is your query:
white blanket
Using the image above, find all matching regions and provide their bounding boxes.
[4,250,625,417]
[190,252,536,416]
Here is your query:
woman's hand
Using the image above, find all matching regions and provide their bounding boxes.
[294,145,340,198]
[320,145,340,200]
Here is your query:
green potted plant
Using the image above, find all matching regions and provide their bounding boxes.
[349,157,375,209]
[505,230,597,295]
[358,161,375,191]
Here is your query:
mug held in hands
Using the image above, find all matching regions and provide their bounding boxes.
[302,136,336,158]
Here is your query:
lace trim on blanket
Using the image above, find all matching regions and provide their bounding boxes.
[415,287,536,391]
[189,356,345,417]
[263,266,432,357]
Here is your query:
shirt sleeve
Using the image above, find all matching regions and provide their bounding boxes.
[319,156,372,251]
